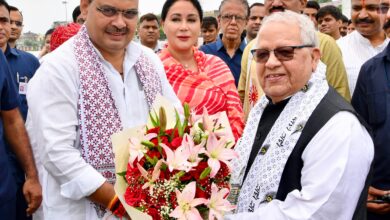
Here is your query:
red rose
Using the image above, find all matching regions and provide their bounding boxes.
[160,136,169,146]
[124,186,146,207]
[215,161,230,180]
[191,161,209,179]
[170,137,183,150]
[150,137,159,146]
[165,128,179,137]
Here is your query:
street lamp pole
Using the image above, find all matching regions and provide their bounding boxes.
[62,0,68,22]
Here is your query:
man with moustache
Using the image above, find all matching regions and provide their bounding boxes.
[226,11,373,220]
[245,3,266,43]
[237,0,350,121]
[26,0,181,219]
[137,13,162,53]
[200,0,249,86]
[337,0,389,95]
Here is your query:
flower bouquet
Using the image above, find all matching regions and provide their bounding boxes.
[111,96,238,220]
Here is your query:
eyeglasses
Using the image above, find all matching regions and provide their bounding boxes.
[220,14,247,23]
[251,45,313,63]
[0,16,9,24]
[96,5,138,19]
[10,20,23,27]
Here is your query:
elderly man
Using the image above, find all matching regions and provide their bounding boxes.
[137,13,162,53]
[352,4,390,220]
[26,0,180,219]
[200,0,249,86]
[245,3,266,43]
[237,0,350,121]
[337,0,389,95]
[226,11,373,220]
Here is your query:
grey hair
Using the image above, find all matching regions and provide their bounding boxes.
[219,0,250,17]
[261,10,319,47]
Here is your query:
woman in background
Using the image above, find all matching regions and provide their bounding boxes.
[159,0,244,140]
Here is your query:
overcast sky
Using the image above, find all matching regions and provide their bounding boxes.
[7,0,260,35]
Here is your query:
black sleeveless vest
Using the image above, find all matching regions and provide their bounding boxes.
[275,87,372,220]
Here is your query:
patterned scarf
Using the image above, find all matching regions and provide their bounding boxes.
[73,25,162,188]
[230,62,329,213]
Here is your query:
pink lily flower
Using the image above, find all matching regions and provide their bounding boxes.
[161,143,192,172]
[170,182,207,220]
[207,183,236,220]
[137,160,163,195]
[128,130,157,167]
[204,132,238,178]
[181,134,205,167]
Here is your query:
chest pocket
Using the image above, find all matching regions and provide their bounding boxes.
[367,90,388,125]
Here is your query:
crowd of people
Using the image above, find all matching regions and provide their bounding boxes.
[0,0,389,219]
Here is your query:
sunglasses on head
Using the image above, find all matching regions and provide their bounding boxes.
[251,45,314,63]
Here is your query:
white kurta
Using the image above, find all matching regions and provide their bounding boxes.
[337,31,389,95]
[225,112,374,220]
[26,38,181,220]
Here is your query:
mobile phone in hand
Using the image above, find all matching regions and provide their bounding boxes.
[367,194,390,204]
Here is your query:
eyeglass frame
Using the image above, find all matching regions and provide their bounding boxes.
[219,14,247,23]
[251,44,314,63]
[96,5,139,20]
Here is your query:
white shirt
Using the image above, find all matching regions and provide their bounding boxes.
[337,31,389,94]
[26,38,181,220]
[225,112,374,220]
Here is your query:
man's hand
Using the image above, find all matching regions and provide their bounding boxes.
[23,176,42,216]
[367,186,390,214]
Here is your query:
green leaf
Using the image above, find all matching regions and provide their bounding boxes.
[117,171,128,183]
[176,171,186,178]
[200,167,211,180]
[149,110,159,127]
[198,122,204,131]
[175,109,184,136]
[183,103,190,119]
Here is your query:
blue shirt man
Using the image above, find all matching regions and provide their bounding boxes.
[199,0,249,87]
[200,34,246,86]
[5,44,39,121]
[0,49,20,218]
[352,43,390,220]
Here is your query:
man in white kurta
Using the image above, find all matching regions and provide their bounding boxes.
[226,11,373,220]
[26,0,181,219]
[337,0,389,95]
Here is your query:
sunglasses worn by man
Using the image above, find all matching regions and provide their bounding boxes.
[251,44,313,63]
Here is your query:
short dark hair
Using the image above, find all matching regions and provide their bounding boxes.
[0,0,10,13]
[45,28,55,38]
[306,1,320,11]
[348,19,353,25]
[161,0,203,22]
[341,14,348,23]
[72,6,81,23]
[139,13,159,24]
[8,5,22,20]
[202,16,218,29]
[316,5,343,21]
[219,0,250,17]
[249,2,264,11]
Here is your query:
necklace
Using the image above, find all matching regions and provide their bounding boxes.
[183,63,189,69]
